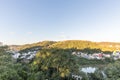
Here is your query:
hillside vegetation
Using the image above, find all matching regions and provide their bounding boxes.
[9,41,56,51]
[49,40,120,51]
[10,40,120,52]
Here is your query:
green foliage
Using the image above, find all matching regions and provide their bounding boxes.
[104,61,120,80]
[32,48,79,79]
[0,46,22,80]
[87,69,104,80]
[80,48,102,54]
[78,57,114,66]
[2,40,120,80]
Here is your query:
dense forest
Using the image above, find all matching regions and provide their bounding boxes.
[0,46,79,80]
[1,45,120,80]
[1,40,120,80]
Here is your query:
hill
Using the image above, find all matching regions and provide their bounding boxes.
[9,41,56,51]
[49,40,120,51]
[9,40,120,52]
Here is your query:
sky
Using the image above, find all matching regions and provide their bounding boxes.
[0,0,120,45]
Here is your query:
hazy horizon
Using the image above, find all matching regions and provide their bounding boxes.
[1,0,120,45]
[2,39,120,46]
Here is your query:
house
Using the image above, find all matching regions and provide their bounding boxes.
[72,52,83,57]
[92,53,103,59]
[72,52,77,55]
[12,53,20,59]
[103,54,111,58]
[113,50,120,56]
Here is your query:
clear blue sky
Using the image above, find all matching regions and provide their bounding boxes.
[0,0,120,45]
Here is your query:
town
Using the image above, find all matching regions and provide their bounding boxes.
[72,50,120,60]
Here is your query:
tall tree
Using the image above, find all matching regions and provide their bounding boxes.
[32,48,79,80]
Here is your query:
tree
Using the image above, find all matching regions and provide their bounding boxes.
[0,46,22,80]
[104,61,120,80]
[32,48,79,80]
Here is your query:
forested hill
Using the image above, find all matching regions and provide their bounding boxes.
[9,40,120,51]
[9,41,56,51]
[49,40,98,49]
[49,40,120,51]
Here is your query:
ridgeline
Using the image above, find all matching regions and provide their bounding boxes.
[10,40,120,52]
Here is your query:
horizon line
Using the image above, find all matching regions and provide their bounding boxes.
[2,39,120,45]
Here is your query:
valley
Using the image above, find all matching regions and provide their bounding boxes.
[1,40,120,80]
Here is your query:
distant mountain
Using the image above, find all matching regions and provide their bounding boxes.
[8,40,120,52]
[9,41,56,51]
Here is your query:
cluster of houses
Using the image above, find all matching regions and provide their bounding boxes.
[112,50,120,60]
[12,51,37,59]
[11,50,120,63]
[72,50,120,60]
[72,52,110,60]
[10,50,38,63]
[8,46,41,63]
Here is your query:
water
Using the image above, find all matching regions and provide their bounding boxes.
[81,67,96,73]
